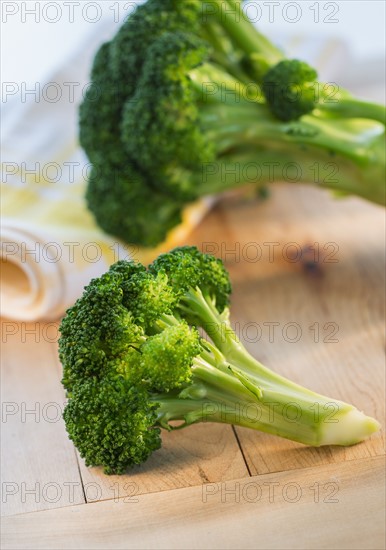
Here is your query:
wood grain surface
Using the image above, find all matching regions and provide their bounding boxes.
[1,184,385,548]
[2,457,385,550]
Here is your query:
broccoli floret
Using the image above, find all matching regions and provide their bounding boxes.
[150,246,231,310]
[262,59,318,121]
[59,261,146,391]
[140,323,201,391]
[85,162,184,248]
[121,31,213,200]
[110,0,202,92]
[60,247,380,474]
[63,378,161,475]
[262,59,386,123]
[80,0,385,246]
[149,245,232,334]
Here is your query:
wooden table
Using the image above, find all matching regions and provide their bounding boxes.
[1,184,385,549]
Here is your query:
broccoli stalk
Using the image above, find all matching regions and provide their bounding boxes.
[205,1,385,123]
[151,332,377,448]
[203,0,283,64]
[60,247,380,474]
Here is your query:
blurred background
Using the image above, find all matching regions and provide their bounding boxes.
[2,0,385,102]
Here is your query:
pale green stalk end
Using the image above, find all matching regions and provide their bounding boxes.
[320,408,381,446]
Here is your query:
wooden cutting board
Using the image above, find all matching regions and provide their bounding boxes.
[1,183,385,549]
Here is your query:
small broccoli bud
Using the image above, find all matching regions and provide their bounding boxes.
[140,323,201,392]
[149,246,231,315]
[121,270,178,331]
[262,59,318,121]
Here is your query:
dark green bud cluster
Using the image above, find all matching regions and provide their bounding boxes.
[262,59,318,121]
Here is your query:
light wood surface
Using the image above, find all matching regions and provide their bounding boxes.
[1,184,385,548]
[2,457,385,550]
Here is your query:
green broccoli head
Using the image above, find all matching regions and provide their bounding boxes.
[149,246,232,314]
[140,323,201,392]
[63,377,161,474]
[110,0,202,96]
[79,40,185,248]
[262,59,318,121]
[79,0,204,244]
[60,253,206,473]
[59,261,146,392]
[121,31,214,200]
[85,162,184,248]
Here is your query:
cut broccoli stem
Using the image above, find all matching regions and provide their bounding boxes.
[152,353,380,446]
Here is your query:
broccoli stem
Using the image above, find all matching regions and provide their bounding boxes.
[318,98,386,125]
[156,290,380,445]
[194,143,385,206]
[188,65,386,204]
[205,0,283,64]
[190,65,385,166]
[200,20,253,84]
[198,99,381,162]
[153,350,380,446]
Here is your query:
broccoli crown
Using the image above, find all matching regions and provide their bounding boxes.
[110,0,202,95]
[59,248,220,473]
[121,31,214,200]
[63,377,161,475]
[85,163,184,248]
[149,246,232,313]
[140,323,201,392]
[262,59,318,121]
[79,0,204,245]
